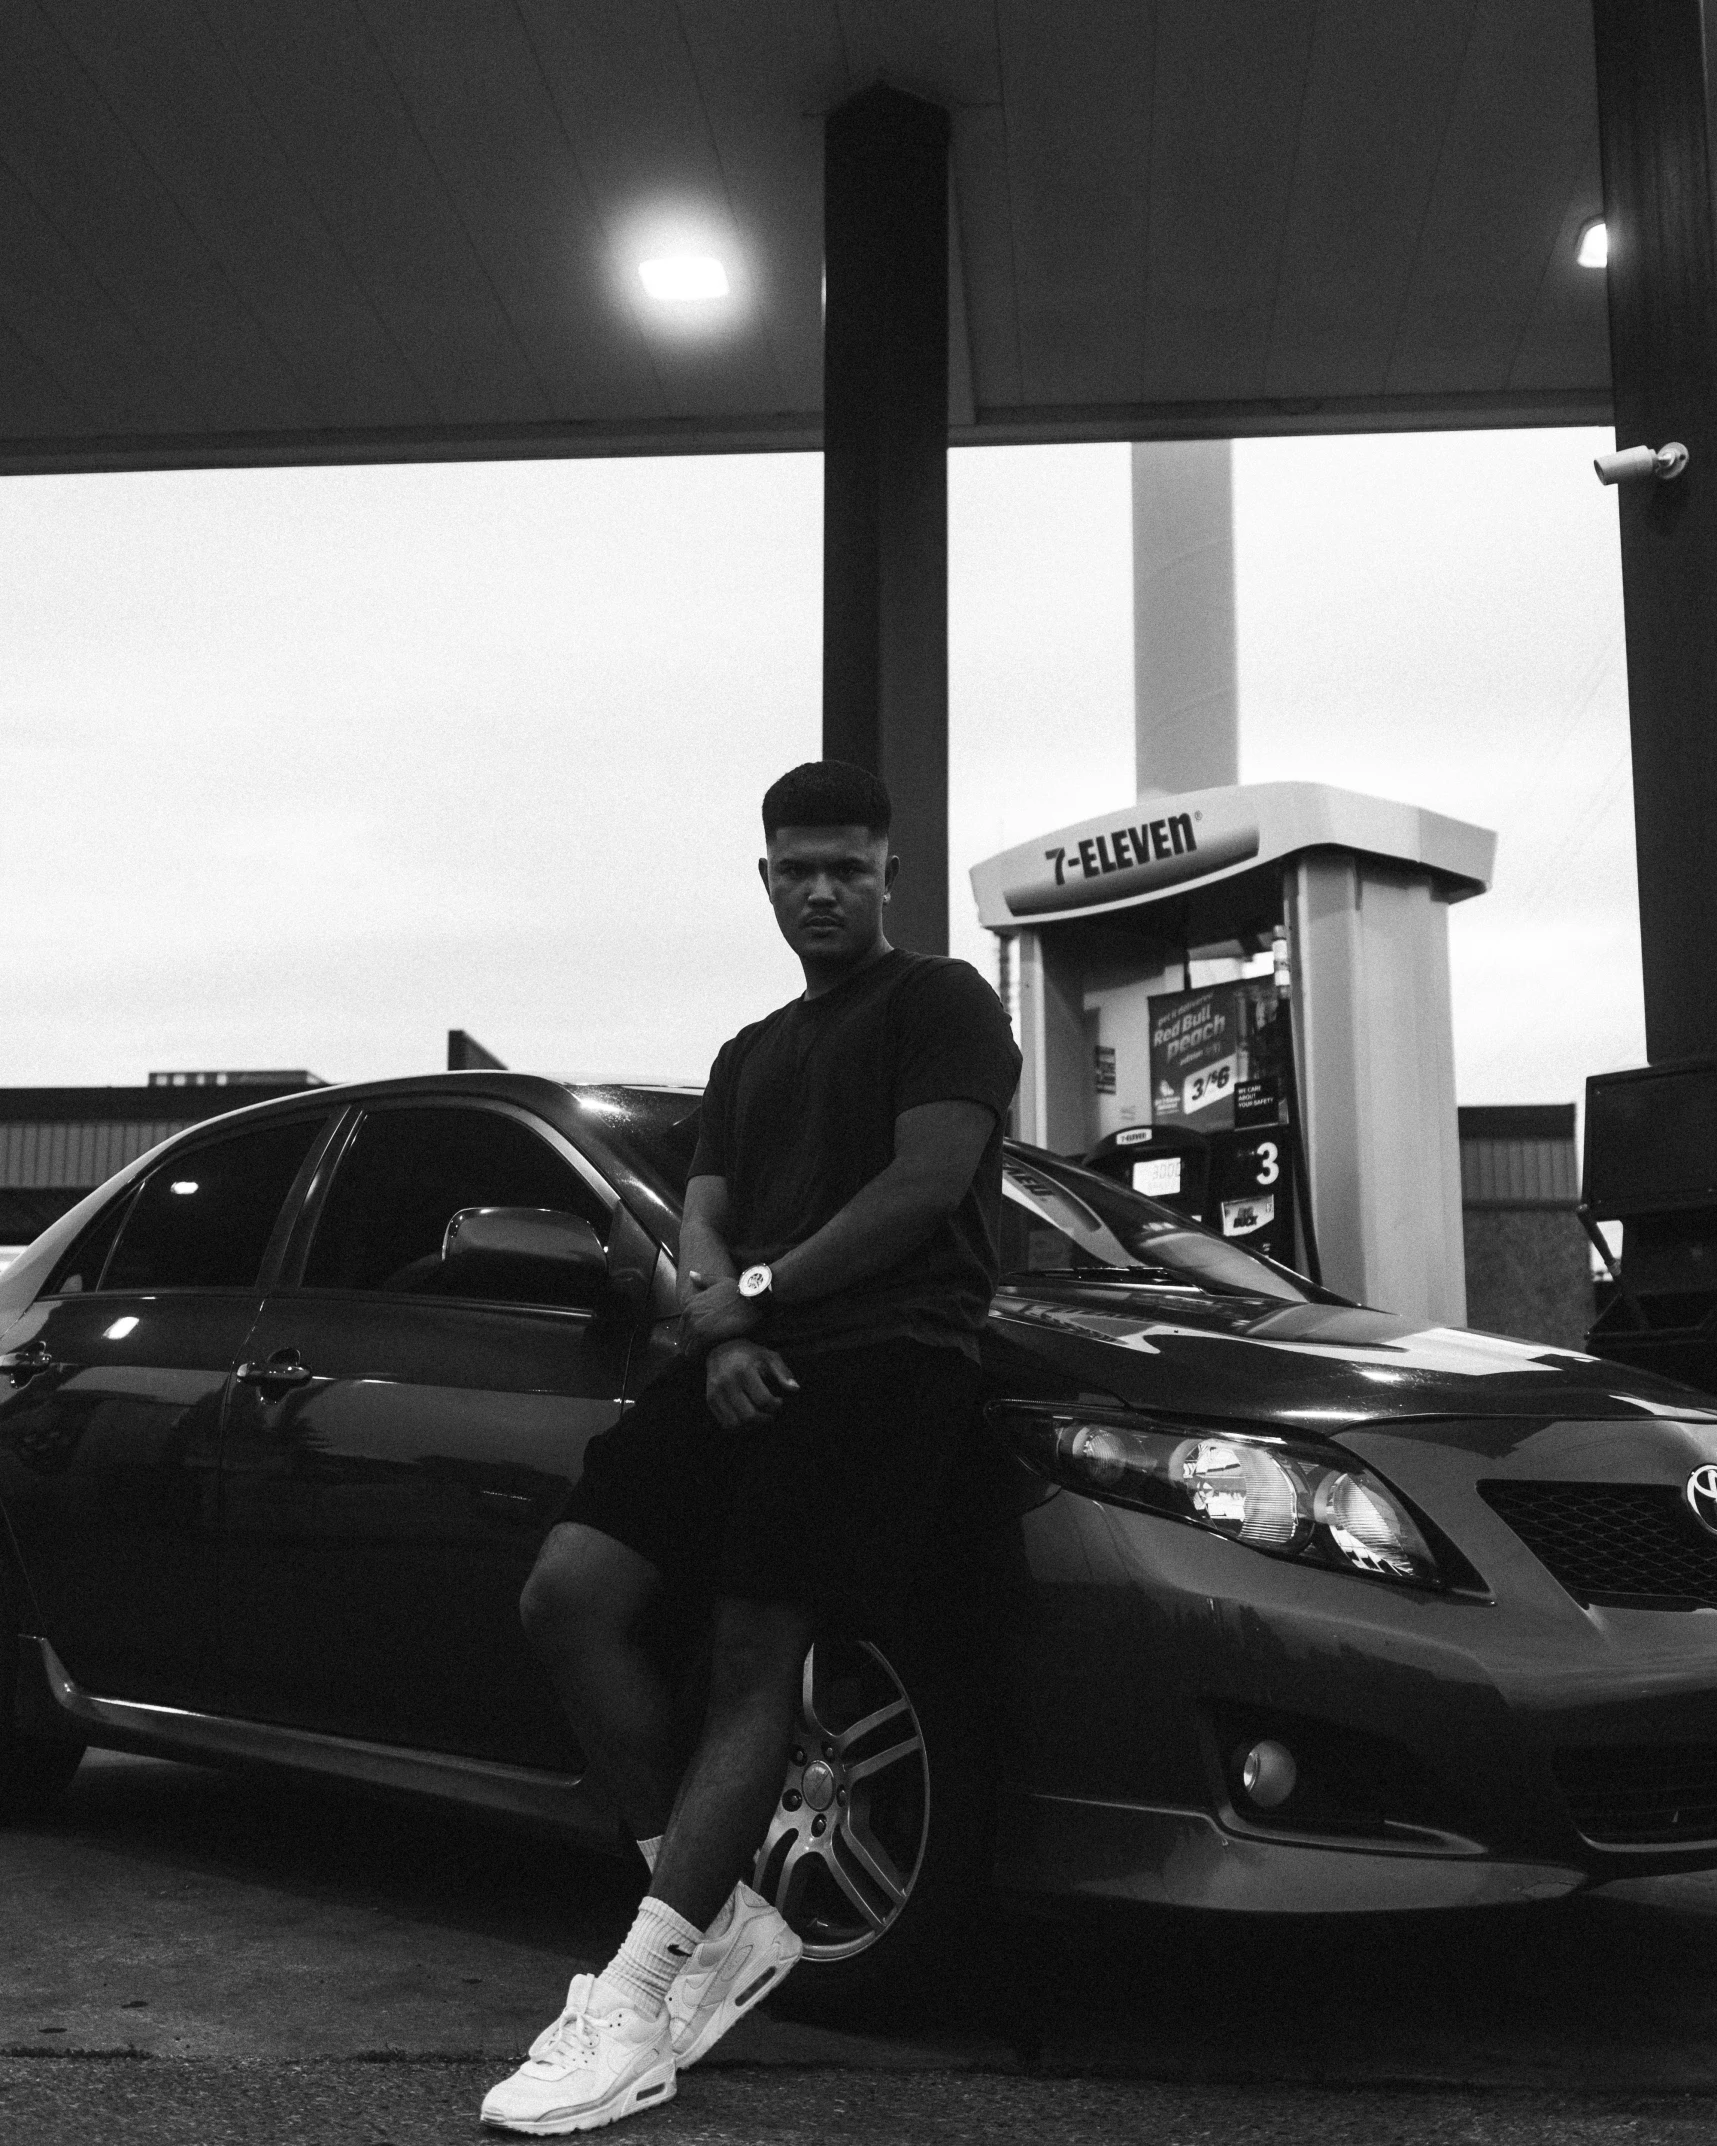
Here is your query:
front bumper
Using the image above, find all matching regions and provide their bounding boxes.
[999,1459,1717,1909]
[993,1788,1586,1913]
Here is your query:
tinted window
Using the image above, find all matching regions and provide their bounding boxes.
[102,1119,326,1292]
[303,1106,608,1307]
[43,1185,138,1295]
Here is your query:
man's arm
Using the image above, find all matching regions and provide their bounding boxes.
[771,1099,994,1305]
[679,1099,995,1349]
[679,1171,802,1425]
[678,1173,738,1311]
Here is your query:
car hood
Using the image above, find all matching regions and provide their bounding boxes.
[984,1276,1715,1431]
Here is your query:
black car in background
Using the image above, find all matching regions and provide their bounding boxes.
[6,1074,1717,2002]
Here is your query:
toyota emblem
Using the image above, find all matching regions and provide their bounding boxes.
[1686,1465,1717,1538]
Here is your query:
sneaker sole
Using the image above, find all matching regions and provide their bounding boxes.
[673,1942,802,2071]
[479,2058,677,2135]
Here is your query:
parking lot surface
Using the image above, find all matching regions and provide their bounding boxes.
[7,1751,1717,2142]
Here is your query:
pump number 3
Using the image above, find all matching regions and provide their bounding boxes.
[1256,1141,1280,1186]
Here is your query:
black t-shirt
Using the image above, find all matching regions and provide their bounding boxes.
[689,950,1022,1360]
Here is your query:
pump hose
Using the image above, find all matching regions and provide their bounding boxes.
[1275,999,1323,1288]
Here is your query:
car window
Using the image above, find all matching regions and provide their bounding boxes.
[1001,1153,1310,1304]
[100,1119,327,1293]
[43,1184,139,1296]
[301,1105,609,1309]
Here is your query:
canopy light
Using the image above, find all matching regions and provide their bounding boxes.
[1576,219,1609,269]
[639,255,728,301]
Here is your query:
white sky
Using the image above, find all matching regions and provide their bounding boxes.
[1,428,1639,1106]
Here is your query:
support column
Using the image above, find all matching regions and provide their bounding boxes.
[1592,0,1717,1062]
[1012,930,1092,1154]
[1285,856,1466,1326]
[823,84,950,954]
[1132,440,1240,797]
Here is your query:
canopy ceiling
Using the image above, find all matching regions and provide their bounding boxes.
[0,0,1610,475]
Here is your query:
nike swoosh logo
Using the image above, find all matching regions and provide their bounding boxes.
[672,1936,755,2018]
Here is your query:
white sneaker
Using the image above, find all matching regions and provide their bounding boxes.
[525,1976,593,2064]
[667,1886,803,2069]
[481,1976,676,2135]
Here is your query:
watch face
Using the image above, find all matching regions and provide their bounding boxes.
[739,1263,771,1299]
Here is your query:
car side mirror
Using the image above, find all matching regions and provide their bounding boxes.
[441,1206,608,1300]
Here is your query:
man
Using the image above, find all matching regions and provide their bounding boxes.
[481,759,1021,2135]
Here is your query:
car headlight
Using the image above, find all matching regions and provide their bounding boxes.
[989,1401,1442,1590]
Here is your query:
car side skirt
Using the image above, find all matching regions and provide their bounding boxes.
[15,1635,621,1847]
[993,1788,1589,1914]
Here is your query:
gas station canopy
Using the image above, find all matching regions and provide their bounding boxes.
[0,0,1608,476]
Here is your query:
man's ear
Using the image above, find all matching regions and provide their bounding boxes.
[884,852,901,895]
[757,856,771,895]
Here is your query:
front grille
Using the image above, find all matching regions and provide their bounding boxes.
[1556,1743,1717,1845]
[1478,1479,1717,1608]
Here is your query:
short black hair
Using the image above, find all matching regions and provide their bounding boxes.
[762,760,892,840]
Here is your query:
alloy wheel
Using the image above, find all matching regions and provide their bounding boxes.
[752,1637,930,1962]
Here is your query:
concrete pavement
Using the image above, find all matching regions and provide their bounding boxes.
[6,2064,1717,2146]
[7,1750,1717,2141]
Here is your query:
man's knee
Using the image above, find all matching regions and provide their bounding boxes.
[519,1524,658,1653]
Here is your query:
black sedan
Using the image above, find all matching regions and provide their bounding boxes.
[5,1073,1717,2005]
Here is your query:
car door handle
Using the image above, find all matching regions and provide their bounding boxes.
[234,1357,314,1388]
[0,1343,67,1385]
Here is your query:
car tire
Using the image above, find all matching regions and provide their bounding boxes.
[0,1604,85,1821]
[753,1623,995,2018]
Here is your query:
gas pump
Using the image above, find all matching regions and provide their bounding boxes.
[1081,983,1306,1268]
[972,780,1494,1325]
[1085,1121,1211,1222]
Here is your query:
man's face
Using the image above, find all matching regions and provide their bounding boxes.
[760,823,897,965]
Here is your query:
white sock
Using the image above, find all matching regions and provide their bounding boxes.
[595,1896,703,2019]
[635,1834,663,1873]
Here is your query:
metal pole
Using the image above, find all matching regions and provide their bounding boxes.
[822,83,951,955]
[1592,0,1717,1061]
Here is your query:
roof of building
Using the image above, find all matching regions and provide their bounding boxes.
[0,1081,326,1193]
[1459,1104,1578,1143]
[1458,1104,1579,1210]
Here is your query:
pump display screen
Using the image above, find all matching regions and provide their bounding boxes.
[1585,1064,1717,1218]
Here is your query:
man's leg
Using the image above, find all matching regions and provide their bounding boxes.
[481,1584,809,2133]
[578,1593,811,2064]
[650,1594,815,1928]
[519,1522,679,1838]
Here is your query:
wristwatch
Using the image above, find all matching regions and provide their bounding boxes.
[737,1263,774,1302]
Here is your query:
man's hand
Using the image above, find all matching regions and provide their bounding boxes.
[681,1270,763,1352]
[705,1338,799,1428]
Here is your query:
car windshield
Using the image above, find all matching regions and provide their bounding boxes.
[1001,1150,1311,1304]
[577,1086,1312,1307]
[566,1084,705,1203]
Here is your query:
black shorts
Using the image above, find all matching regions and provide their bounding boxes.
[559,1338,980,1630]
